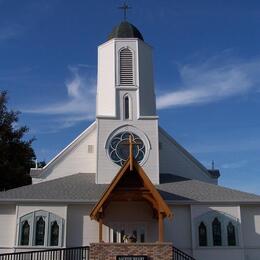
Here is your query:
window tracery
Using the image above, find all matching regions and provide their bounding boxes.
[227,222,236,246]
[50,221,60,246]
[18,211,63,247]
[108,131,145,166]
[198,222,207,246]
[212,217,222,246]
[35,216,45,246]
[21,220,30,246]
[196,211,238,247]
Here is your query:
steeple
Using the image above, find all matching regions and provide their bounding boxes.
[96,22,156,119]
[96,22,159,184]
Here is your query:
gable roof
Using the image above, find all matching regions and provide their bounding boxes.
[31,121,96,179]
[159,126,219,179]
[1,173,260,204]
[90,158,173,220]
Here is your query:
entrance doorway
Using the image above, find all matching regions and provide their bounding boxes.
[109,222,147,243]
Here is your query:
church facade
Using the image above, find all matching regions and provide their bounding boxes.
[1,21,260,260]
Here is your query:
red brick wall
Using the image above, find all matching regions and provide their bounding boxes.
[89,243,173,260]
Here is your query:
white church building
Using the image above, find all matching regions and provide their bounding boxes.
[1,21,260,260]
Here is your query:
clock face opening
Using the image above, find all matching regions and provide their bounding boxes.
[108,131,146,166]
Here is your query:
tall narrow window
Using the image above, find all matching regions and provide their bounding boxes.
[21,221,30,246]
[120,230,125,243]
[124,95,130,119]
[132,230,137,241]
[198,222,207,246]
[212,217,222,246]
[120,48,134,85]
[50,221,59,246]
[140,228,145,243]
[113,230,117,243]
[35,217,45,246]
[227,222,236,246]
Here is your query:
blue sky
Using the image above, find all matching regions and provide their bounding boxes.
[1,0,260,194]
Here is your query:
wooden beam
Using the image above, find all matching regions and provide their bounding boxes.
[142,194,159,210]
[129,135,133,171]
[90,160,130,220]
[98,208,103,243]
[115,187,149,192]
[111,190,152,198]
[99,217,103,242]
[158,211,164,243]
[135,161,173,219]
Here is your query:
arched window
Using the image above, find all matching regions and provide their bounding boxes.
[119,48,134,85]
[21,221,30,246]
[19,211,63,247]
[227,222,236,246]
[196,211,239,247]
[198,222,207,246]
[35,217,45,246]
[212,217,222,246]
[50,221,59,246]
[124,95,130,119]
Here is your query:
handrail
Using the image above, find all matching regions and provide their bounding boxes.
[0,245,195,260]
[173,246,196,260]
[0,246,90,260]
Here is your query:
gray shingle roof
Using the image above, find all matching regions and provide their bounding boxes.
[0,173,107,203]
[0,173,260,204]
[158,174,260,203]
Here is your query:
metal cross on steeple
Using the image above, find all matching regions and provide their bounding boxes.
[118,2,131,21]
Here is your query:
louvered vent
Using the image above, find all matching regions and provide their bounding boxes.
[120,48,134,85]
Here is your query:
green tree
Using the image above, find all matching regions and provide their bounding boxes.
[0,91,35,191]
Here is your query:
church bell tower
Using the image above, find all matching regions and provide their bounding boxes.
[96,21,159,184]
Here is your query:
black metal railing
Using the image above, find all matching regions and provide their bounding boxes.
[0,245,195,260]
[173,246,196,260]
[0,246,89,260]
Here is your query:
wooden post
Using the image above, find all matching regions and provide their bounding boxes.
[98,208,103,243]
[158,211,164,242]
[99,217,103,242]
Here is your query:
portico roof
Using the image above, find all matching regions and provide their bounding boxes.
[90,157,173,221]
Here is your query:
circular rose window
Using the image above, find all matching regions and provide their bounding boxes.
[108,131,146,166]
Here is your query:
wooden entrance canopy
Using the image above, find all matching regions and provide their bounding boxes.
[90,142,173,242]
